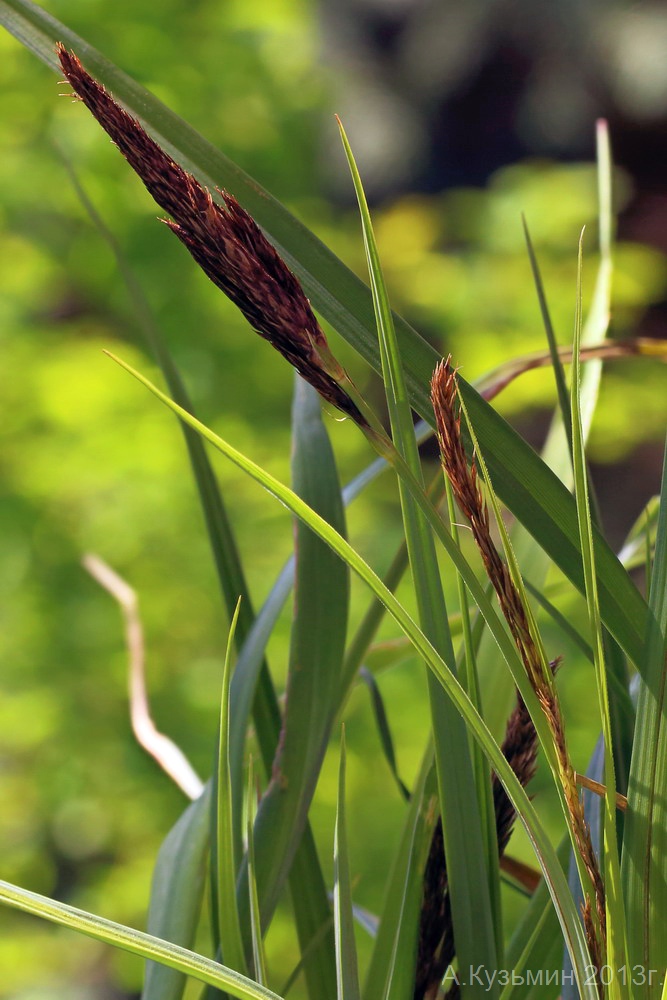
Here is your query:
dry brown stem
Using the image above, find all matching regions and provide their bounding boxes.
[82,554,203,799]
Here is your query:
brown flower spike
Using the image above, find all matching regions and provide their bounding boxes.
[57,44,368,428]
[430,357,606,991]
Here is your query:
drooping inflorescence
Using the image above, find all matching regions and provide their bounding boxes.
[57,44,369,428]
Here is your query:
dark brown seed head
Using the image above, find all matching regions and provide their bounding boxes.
[56,44,368,427]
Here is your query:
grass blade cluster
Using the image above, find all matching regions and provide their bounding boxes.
[622,442,667,995]
[1,13,666,1000]
[0,0,650,668]
[104,349,598,997]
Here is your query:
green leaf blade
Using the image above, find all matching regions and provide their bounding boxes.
[363,749,437,1000]
[239,377,348,941]
[214,599,248,977]
[334,729,361,1000]
[246,760,268,987]
[570,232,627,991]
[0,879,282,1000]
[142,788,211,1000]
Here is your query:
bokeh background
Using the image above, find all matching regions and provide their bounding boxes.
[1,1,666,997]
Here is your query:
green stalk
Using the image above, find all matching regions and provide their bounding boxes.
[337,117,499,996]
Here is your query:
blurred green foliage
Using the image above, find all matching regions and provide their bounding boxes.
[0,2,665,997]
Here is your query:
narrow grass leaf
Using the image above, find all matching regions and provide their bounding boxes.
[287,832,337,1000]
[214,598,247,977]
[524,582,594,664]
[622,439,667,995]
[0,879,282,1000]
[364,747,437,1000]
[238,377,348,931]
[279,918,336,998]
[532,583,633,740]
[480,123,617,743]
[583,121,613,350]
[445,480,500,933]
[584,121,635,795]
[246,759,267,987]
[561,737,605,1000]
[360,668,410,801]
[105,353,598,997]
[227,385,340,1000]
[0,0,650,667]
[501,906,563,1000]
[228,561,292,838]
[222,555,337,1000]
[338,117,499,996]
[142,787,211,1000]
[571,232,628,991]
[334,728,361,1000]
[339,466,446,702]
[618,496,660,571]
[502,837,573,1000]
[521,217,573,455]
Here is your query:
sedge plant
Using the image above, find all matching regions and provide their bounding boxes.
[1,7,666,1000]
